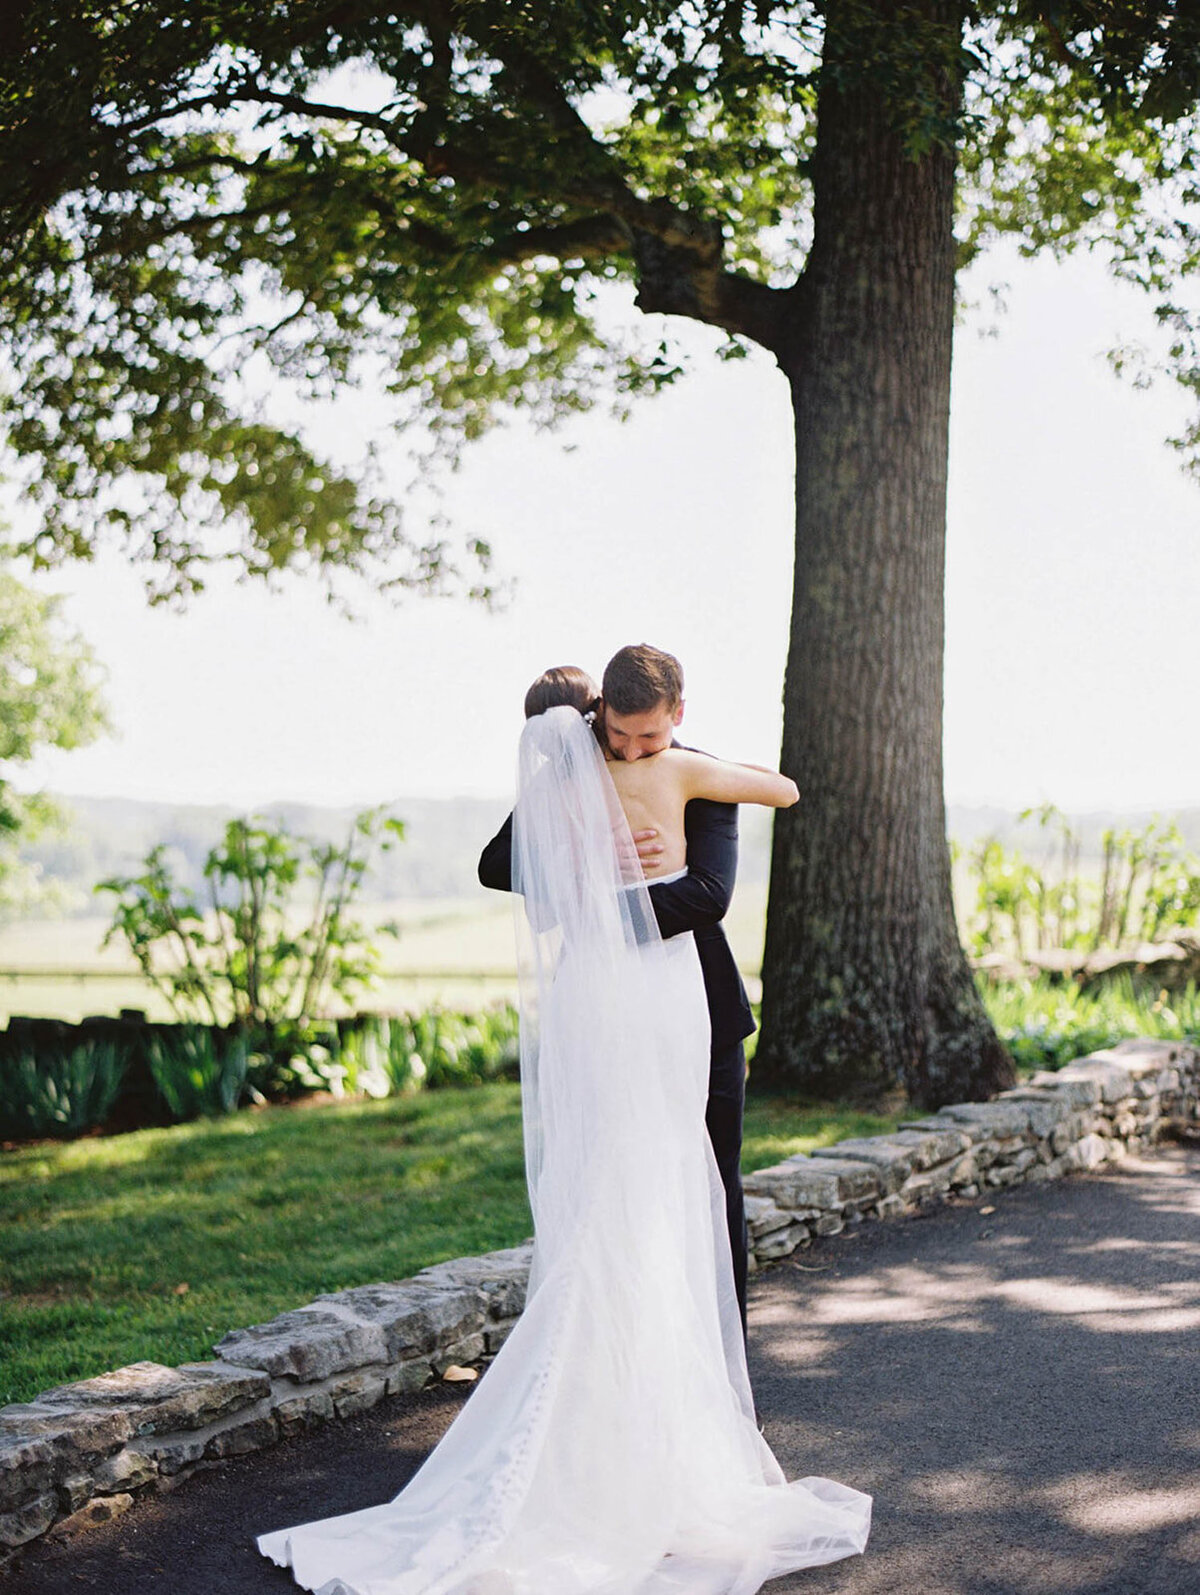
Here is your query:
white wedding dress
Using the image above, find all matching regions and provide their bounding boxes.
[257,707,870,1595]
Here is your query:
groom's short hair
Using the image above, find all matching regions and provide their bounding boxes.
[602,645,683,715]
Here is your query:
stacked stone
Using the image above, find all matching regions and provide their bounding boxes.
[744,1038,1196,1268]
[0,1244,531,1567]
[3,1036,1197,1566]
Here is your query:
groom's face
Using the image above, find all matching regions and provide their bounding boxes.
[602,699,684,761]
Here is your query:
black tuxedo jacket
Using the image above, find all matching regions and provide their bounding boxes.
[477,795,756,1055]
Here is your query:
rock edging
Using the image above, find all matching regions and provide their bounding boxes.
[743,1038,1197,1259]
[2,1036,1196,1567]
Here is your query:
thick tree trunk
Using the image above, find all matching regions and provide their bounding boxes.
[754,0,1014,1108]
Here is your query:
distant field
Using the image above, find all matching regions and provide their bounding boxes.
[0,886,769,1022]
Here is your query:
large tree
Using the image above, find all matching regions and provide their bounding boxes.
[2,3,1197,1103]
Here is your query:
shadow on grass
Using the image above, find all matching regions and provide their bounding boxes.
[0,1086,533,1404]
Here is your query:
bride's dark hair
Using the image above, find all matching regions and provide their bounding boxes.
[523,665,601,721]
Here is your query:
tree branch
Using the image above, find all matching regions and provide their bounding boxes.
[482,214,635,266]
[78,193,301,262]
[93,63,792,352]
[632,229,788,351]
[105,90,243,137]
[480,24,627,186]
[1035,14,1081,72]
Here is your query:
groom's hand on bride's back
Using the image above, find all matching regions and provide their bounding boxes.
[633,828,664,866]
[478,802,736,938]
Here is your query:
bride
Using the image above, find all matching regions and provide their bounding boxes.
[256,680,871,1595]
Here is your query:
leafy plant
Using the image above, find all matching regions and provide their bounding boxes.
[144,1026,249,1120]
[0,568,108,920]
[1019,805,1085,951]
[1141,856,1200,947]
[963,808,1200,958]
[0,1036,129,1138]
[330,1017,392,1101]
[980,973,1200,1074]
[98,808,404,1031]
[968,836,1041,958]
[368,1004,521,1093]
[1098,819,1200,948]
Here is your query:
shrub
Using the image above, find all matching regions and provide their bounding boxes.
[364,1004,520,1092]
[0,999,525,1142]
[328,1016,392,1100]
[960,807,1200,958]
[0,1036,130,1138]
[980,973,1200,1073]
[144,1026,250,1119]
[98,808,404,1030]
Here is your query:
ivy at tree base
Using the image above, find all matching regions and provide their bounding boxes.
[753,954,1015,1112]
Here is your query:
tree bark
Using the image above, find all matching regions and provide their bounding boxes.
[754,0,1015,1108]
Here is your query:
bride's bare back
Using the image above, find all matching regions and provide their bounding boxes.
[606,748,798,878]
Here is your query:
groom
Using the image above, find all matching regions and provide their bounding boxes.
[478,643,756,1333]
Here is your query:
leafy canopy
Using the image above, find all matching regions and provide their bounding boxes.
[2,2,1198,597]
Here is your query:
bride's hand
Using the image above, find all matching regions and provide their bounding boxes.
[633,828,664,867]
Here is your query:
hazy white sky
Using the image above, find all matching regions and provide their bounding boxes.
[12,243,1200,813]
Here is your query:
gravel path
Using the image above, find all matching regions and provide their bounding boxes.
[9,1146,1200,1595]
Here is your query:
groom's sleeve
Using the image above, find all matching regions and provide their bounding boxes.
[478,812,515,893]
[647,798,738,939]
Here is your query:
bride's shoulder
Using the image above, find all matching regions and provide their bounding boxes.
[653,747,710,795]
[663,746,707,775]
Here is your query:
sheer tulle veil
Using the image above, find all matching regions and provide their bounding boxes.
[255,705,870,1595]
[511,705,708,1307]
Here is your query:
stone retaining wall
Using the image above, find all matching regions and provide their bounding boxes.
[743,1038,1198,1260]
[3,1036,1197,1568]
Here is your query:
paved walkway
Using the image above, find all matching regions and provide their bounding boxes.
[9,1147,1200,1595]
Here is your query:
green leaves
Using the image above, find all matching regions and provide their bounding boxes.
[957,7,1200,467]
[0,1036,131,1139]
[0,570,107,766]
[964,806,1200,958]
[0,3,816,591]
[981,971,1200,1073]
[145,1025,250,1119]
[3,0,1200,588]
[98,806,403,1029]
[0,567,109,917]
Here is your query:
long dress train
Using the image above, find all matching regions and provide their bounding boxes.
[256,706,871,1595]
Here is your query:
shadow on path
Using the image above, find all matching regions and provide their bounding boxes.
[9,1149,1200,1595]
[758,1146,1200,1595]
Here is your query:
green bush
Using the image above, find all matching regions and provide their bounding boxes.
[239,1022,345,1102]
[144,1026,249,1120]
[0,1000,522,1144]
[331,1017,393,1099]
[0,1037,130,1138]
[368,1004,520,1092]
[961,807,1200,958]
[980,973,1200,1074]
[98,809,404,1029]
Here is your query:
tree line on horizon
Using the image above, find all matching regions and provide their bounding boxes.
[11,794,1200,924]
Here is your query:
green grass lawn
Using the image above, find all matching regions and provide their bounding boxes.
[0,1085,898,1406]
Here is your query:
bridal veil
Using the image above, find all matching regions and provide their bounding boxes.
[257,705,870,1595]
